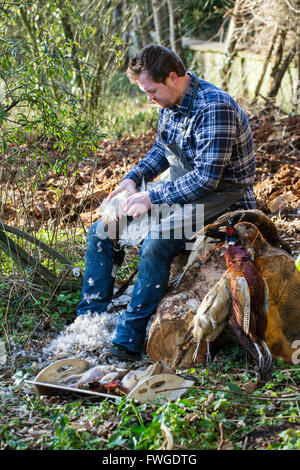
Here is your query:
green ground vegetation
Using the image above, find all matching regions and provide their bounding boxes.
[1,345,299,450]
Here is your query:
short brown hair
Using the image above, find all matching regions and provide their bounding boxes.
[126,44,186,84]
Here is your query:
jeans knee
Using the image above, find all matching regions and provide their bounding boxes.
[140,234,186,264]
[87,219,111,247]
[140,237,171,263]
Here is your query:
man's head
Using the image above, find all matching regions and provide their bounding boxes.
[126,44,189,108]
[127,44,186,84]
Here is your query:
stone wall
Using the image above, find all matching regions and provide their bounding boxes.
[186,40,299,113]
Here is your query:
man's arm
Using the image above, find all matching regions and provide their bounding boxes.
[107,107,169,202]
[123,133,169,186]
[118,136,169,217]
[107,116,169,214]
[148,102,237,205]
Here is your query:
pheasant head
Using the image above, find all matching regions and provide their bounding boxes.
[225,221,239,245]
[234,222,269,258]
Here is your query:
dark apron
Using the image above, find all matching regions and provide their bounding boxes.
[157,76,248,225]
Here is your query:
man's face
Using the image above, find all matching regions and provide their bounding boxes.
[136,71,179,108]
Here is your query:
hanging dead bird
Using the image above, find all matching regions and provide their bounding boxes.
[171,271,231,370]
[224,223,272,381]
[191,271,232,363]
[234,221,300,364]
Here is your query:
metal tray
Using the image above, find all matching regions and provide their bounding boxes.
[25,379,122,402]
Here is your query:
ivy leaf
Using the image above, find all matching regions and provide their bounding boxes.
[107,434,127,449]
[12,370,29,386]
[226,382,243,394]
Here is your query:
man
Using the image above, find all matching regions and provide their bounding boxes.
[76,44,256,361]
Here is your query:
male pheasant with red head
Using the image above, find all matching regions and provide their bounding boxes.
[225,222,272,381]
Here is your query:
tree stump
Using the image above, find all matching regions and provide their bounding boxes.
[255,248,300,363]
[146,248,228,367]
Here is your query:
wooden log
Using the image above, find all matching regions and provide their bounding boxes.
[146,249,228,368]
[255,251,300,363]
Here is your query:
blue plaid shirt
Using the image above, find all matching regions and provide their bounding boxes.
[124,73,256,209]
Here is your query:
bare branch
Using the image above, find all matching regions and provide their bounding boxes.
[283,0,300,13]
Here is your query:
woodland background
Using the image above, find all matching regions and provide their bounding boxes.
[0,0,300,451]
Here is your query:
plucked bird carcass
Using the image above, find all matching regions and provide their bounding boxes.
[59,365,113,386]
[191,270,232,363]
[58,364,130,395]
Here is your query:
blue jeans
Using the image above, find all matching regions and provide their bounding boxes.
[77,219,187,352]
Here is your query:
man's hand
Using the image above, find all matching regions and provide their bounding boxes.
[122,191,152,219]
[107,179,136,202]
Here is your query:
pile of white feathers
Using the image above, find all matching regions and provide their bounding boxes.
[42,286,137,368]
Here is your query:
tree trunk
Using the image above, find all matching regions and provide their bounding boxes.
[89,52,104,110]
[58,1,85,97]
[268,41,297,99]
[166,0,182,56]
[147,250,228,368]
[221,0,244,91]
[267,27,287,99]
[151,0,169,46]
[253,27,279,102]
[19,7,39,56]
[134,4,153,50]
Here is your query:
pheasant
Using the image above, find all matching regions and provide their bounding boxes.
[191,272,231,363]
[172,209,291,288]
[203,209,291,254]
[225,223,272,381]
[171,271,231,370]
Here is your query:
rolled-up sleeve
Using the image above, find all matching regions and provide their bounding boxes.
[149,103,236,205]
